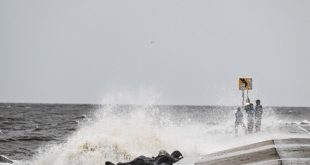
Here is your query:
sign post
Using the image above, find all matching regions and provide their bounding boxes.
[239,78,253,107]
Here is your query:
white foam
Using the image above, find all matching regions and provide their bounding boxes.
[18,92,308,165]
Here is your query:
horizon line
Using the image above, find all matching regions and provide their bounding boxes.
[0,101,309,108]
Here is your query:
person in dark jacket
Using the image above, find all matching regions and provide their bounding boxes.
[245,102,255,134]
[105,150,183,165]
[255,99,263,132]
[235,107,247,136]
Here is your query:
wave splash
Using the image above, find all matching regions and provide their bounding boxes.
[16,92,309,165]
[23,104,219,165]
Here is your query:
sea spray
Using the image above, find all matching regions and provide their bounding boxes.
[18,95,309,165]
[21,104,230,165]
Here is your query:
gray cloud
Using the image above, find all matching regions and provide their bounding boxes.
[1,0,309,106]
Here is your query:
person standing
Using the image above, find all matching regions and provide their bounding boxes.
[255,99,263,132]
[235,107,247,136]
[245,102,255,134]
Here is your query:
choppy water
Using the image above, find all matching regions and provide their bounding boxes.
[0,103,309,165]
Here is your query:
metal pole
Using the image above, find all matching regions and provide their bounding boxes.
[247,90,249,103]
[241,84,245,107]
[242,89,244,107]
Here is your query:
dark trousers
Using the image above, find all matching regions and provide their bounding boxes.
[255,118,262,132]
[247,118,254,133]
[235,121,247,135]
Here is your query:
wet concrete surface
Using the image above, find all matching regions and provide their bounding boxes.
[195,138,310,165]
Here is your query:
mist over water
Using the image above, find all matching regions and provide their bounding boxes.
[1,92,309,165]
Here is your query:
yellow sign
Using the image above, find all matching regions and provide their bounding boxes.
[239,78,252,90]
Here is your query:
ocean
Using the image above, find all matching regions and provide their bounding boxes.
[0,103,309,165]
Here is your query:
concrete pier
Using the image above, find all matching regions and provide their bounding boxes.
[195,138,310,165]
[0,155,13,164]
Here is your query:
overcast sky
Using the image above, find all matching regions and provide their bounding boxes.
[1,0,310,106]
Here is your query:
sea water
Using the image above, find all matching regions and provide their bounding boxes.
[0,103,309,165]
